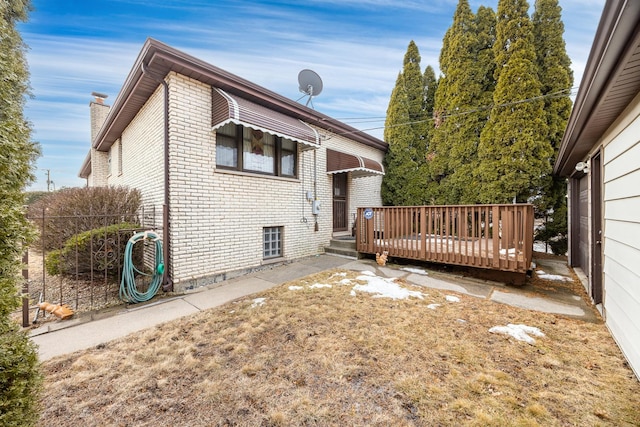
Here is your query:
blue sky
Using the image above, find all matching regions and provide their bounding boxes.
[19,0,605,191]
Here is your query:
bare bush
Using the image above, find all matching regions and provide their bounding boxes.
[29,187,141,251]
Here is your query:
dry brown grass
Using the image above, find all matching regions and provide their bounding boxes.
[40,269,640,426]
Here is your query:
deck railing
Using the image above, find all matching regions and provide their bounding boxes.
[356,204,534,274]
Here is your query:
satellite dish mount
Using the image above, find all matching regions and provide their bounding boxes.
[297,69,323,108]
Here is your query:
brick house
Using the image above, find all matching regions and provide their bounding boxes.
[79,38,387,292]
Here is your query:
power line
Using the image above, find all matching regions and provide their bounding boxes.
[327,86,578,139]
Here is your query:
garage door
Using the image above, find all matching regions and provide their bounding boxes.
[577,175,589,274]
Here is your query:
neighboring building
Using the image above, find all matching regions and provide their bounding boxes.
[554,0,640,379]
[79,38,386,292]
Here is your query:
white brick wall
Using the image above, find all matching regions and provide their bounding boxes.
[99,71,385,291]
[107,85,165,224]
[312,126,384,232]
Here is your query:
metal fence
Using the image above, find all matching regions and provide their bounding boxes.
[16,206,160,326]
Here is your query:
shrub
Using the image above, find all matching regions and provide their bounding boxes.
[45,223,143,279]
[29,186,141,251]
[0,321,42,426]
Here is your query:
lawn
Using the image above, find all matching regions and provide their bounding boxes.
[39,268,640,426]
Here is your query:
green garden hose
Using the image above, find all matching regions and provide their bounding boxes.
[119,231,164,303]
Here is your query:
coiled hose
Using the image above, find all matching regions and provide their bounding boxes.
[119,231,164,303]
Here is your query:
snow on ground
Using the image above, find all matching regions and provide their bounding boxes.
[536,270,571,282]
[352,273,425,300]
[489,324,545,344]
[401,267,428,275]
[285,270,546,346]
[533,241,555,254]
[251,298,266,308]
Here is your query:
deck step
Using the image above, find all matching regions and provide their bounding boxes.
[325,238,359,259]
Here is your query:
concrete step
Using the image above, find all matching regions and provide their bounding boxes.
[325,238,358,259]
[328,238,356,250]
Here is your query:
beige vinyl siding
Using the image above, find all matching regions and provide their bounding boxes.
[602,94,640,379]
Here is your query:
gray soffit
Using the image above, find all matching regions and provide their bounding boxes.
[555,0,640,177]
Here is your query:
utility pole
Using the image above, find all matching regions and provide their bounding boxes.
[45,169,54,192]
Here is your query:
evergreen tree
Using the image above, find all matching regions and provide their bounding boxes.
[0,1,43,425]
[421,65,439,202]
[477,0,552,203]
[532,0,573,253]
[533,0,573,156]
[381,41,430,205]
[431,0,496,204]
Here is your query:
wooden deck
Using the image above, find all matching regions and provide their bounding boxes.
[356,204,534,276]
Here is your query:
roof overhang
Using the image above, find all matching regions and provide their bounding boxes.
[79,151,91,179]
[326,148,384,177]
[554,0,640,177]
[86,38,386,153]
[212,89,320,149]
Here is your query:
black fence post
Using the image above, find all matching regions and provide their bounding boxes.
[22,249,29,327]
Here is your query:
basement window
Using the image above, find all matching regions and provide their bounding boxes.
[263,226,282,259]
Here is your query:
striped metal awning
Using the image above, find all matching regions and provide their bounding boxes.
[211,88,320,148]
[326,148,384,177]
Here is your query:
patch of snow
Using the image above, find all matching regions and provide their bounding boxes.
[489,323,545,345]
[536,270,571,281]
[401,267,428,275]
[360,270,376,277]
[339,278,352,285]
[533,241,555,254]
[331,272,348,278]
[456,319,467,323]
[288,285,303,291]
[427,303,441,310]
[445,295,460,302]
[499,248,519,255]
[251,298,266,308]
[353,274,424,300]
[310,283,332,289]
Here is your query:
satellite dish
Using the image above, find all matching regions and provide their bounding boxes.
[297,69,323,108]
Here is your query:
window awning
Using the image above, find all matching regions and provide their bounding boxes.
[326,148,384,177]
[212,88,320,148]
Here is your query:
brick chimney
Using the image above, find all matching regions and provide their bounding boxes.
[90,92,110,144]
[88,92,110,186]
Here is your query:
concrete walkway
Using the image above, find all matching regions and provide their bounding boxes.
[29,254,598,361]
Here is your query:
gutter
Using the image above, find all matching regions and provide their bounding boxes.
[141,62,173,292]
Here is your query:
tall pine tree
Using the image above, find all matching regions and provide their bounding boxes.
[431,0,496,204]
[421,65,439,202]
[477,0,552,203]
[532,0,573,253]
[382,41,431,206]
[0,0,43,424]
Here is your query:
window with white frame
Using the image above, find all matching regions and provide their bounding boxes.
[216,123,297,177]
[263,226,282,259]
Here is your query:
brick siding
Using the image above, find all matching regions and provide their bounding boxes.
[96,71,384,291]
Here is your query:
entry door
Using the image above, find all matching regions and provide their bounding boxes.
[332,173,348,232]
[591,152,603,304]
